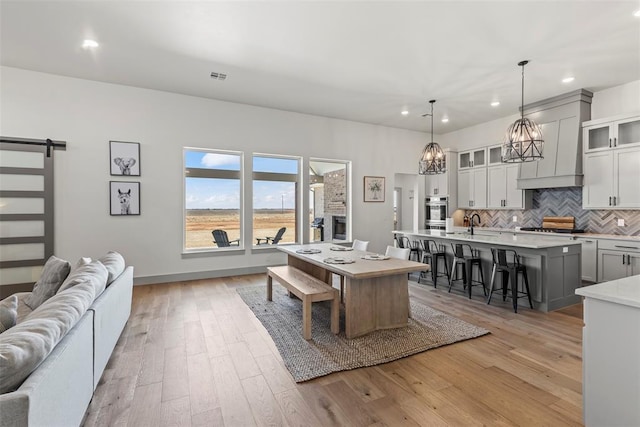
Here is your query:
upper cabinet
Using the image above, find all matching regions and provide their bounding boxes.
[584,115,640,152]
[487,163,531,209]
[424,150,459,211]
[487,145,504,166]
[458,167,487,209]
[583,113,640,209]
[458,148,486,170]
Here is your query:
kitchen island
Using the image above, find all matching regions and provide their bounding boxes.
[575,276,640,426]
[394,229,583,312]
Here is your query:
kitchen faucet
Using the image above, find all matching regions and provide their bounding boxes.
[469,213,481,235]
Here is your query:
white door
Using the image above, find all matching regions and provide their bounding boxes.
[471,168,487,209]
[457,170,471,209]
[487,166,506,208]
[504,164,523,209]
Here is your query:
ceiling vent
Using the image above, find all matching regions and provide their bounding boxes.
[210,72,227,81]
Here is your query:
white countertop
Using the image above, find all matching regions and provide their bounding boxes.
[460,226,640,242]
[576,275,640,309]
[394,229,582,249]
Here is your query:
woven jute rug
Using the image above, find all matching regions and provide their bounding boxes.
[236,285,490,382]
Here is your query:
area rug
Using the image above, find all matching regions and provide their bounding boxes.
[236,285,490,382]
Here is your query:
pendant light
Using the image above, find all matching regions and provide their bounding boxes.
[502,60,544,162]
[419,100,446,175]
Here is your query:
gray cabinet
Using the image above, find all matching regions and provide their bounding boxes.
[584,114,640,152]
[597,239,640,282]
[576,237,598,283]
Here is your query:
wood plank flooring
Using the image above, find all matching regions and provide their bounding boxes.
[82,274,584,426]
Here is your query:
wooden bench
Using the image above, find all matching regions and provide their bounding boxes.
[267,265,339,340]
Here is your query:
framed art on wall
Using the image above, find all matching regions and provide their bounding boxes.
[364,176,385,202]
[110,140,140,176]
[110,181,140,215]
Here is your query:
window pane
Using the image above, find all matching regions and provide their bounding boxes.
[184,149,242,250]
[253,156,298,174]
[253,180,296,245]
[185,150,240,170]
[309,160,349,242]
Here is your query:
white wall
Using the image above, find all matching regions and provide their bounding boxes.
[0,67,427,281]
[590,80,640,120]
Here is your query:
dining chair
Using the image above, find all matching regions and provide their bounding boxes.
[338,239,370,302]
[385,245,410,260]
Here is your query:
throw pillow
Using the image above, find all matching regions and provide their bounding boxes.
[98,251,125,285]
[57,260,108,296]
[24,256,71,310]
[0,295,18,333]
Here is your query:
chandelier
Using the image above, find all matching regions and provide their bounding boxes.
[419,100,446,174]
[502,60,544,162]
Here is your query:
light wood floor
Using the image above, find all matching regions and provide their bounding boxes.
[82,274,584,426]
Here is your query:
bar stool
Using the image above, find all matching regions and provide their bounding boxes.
[448,243,486,299]
[396,235,421,262]
[487,248,533,313]
[417,240,449,288]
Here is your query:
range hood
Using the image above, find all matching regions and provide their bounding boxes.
[517,89,593,189]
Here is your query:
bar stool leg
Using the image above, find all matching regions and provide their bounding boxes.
[487,264,497,305]
[465,259,472,299]
[522,269,533,309]
[448,258,457,291]
[502,271,509,301]
[478,263,487,296]
[511,269,518,313]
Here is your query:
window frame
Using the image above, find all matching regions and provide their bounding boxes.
[183,147,244,253]
[251,153,302,247]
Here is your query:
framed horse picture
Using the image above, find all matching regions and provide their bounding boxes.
[110,140,141,176]
[110,181,141,216]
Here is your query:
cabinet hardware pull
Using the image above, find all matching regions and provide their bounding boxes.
[614,245,639,250]
[628,254,631,264]
[614,137,617,147]
[585,240,593,243]
[613,196,617,206]
[609,196,612,206]
[623,254,626,265]
[609,138,612,148]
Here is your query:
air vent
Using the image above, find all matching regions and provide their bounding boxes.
[210,72,227,81]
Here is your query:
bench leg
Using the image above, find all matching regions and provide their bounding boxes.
[303,296,312,340]
[267,275,273,301]
[331,293,339,335]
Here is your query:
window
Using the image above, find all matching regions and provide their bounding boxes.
[309,159,350,242]
[252,154,300,246]
[184,149,242,250]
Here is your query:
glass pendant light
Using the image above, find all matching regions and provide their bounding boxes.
[502,60,544,162]
[419,100,446,175]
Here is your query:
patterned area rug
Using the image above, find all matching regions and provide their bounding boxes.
[236,285,490,382]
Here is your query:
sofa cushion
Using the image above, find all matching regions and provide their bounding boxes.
[13,293,34,324]
[98,251,125,285]
[0,295,18,333]
[57,260,108,296]
[24,256,71,310]
[0,280,97,393]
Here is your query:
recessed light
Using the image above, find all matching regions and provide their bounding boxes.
[562,76,575,83]
[82,39,99,49]
[634,9,640,17]
[441,118,449,123]
[401,110,409,116]
[491,101,500,107]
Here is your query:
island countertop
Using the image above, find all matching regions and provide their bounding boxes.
[576,274,640,309]
[393,229,582,249]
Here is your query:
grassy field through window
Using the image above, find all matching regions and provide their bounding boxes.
[186,209,296,249]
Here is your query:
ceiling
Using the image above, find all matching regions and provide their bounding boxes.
[1,1,639,133]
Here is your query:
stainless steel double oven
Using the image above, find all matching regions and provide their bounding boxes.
[425,197,448,230]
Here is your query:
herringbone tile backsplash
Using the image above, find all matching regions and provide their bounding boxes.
[466,187,640,236]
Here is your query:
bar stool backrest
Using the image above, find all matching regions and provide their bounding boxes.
[452,243,476,258]
[491,248,520,267]
[395,235,411,249]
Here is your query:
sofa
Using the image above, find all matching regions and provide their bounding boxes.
[0,252,133,427]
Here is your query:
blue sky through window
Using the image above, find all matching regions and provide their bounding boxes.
[185,151,299,209]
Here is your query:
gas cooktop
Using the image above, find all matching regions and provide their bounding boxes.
[520,227,585,234]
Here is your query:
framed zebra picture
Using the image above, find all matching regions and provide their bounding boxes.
[110,181,141,216]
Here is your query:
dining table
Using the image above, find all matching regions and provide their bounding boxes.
[277,243,426,338]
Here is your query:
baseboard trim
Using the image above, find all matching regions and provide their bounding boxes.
[133,266,269,286]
